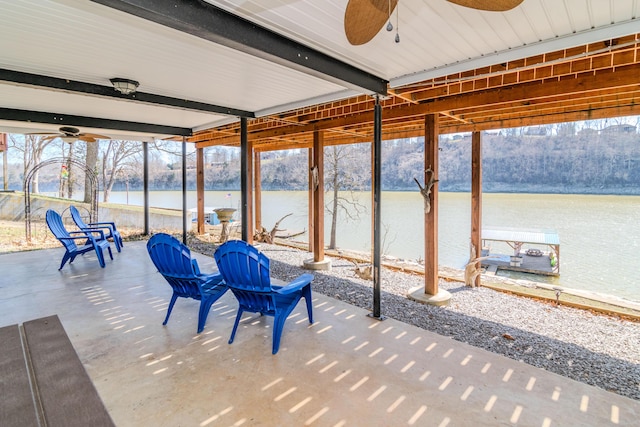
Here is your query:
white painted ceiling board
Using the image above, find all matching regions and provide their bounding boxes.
[0,85,221,129]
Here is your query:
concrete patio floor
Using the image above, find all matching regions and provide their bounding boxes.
[1,241,638,426]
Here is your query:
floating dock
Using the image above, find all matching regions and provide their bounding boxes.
[188,207,222,225]
[481,227,560,276]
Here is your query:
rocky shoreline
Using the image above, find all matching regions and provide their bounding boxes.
[239,243,639,401]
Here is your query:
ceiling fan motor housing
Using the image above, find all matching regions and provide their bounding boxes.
[59,126,81,136]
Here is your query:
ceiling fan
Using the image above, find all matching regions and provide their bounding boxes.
[344,0,524,45]
[28,126,111,143]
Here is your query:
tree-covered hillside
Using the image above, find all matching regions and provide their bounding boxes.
[4,121,640,195]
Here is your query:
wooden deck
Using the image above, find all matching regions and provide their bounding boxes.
[482,227,560,276]
[482,252,558,276]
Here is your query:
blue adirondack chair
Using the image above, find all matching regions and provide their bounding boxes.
[46,209,113,269]
[214,240,314,354]
[70,206,123,252]
[146,233,227,333]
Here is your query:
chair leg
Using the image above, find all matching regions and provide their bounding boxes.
[229,308,245,344]
[197,298,213,333]
[113,234,122,252]
[272,313,288,354]
[163,294,179,325]
[107,246,113,260]
[59,252,72,270]
[303,286,314,324]
[94,246,106,268]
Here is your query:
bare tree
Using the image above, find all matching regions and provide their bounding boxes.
[64,140,76,198]
[10,134,59,193]
[324,144,369,249]
[101,140,142,202]
[84,141,99,203]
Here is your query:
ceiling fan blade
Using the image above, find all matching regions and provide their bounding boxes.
[79,136,97,143]
[80,133,111,141]
[447,0,523,11]
[344,0,398,46]
[40,135,61,142]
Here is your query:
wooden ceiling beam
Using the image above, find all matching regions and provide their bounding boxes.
[448,90,640,124]
[201,98,640,150]
[443,104,640,134]
[394,36,639,100]
[419,64,640,113]
[191,41,640,150]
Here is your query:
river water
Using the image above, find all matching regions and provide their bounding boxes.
[107,190,640,302]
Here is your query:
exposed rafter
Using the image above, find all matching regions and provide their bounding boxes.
[192,36,640,151]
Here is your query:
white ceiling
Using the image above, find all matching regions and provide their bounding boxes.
[1,0,639,141]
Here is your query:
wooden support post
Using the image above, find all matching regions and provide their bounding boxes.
[424,114,439,295]
[240,117,254,244]
[471,131,482,287]
[196,147,205,235]
[312,129,324,262]
[254,151,262,234]
[308,146,314,252]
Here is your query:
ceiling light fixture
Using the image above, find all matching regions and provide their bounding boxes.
[109,78,139,95]
[61,136,78,144]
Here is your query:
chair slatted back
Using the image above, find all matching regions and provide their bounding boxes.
[46,210,78,253]
[69,206,90,229]
[146,234,204,300]
[214,240,276,313]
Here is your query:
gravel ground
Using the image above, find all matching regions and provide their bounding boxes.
[247,244,640,401]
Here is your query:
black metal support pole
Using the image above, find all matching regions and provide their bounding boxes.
[371,96,384,320]
[182,137,187,245]
[143,140,149,235]
[240,117,249,242]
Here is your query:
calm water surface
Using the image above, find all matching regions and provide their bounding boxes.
[107,190,640,302]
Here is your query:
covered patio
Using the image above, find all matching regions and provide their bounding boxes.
[1,242,638,426]
[2,1,640,309]
[2,2,640,424]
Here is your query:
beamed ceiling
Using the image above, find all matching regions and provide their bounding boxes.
[192,33,640,151]
[1,1,639,143]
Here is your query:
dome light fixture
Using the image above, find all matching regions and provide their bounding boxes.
[109,78,139,95]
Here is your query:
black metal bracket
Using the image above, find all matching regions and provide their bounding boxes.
[0,107,192,136]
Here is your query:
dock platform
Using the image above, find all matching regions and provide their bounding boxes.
[480,227,560,276]
[481,252,558,276]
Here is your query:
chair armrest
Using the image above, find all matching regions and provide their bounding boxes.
[199,272,224,286]
[191,258,202,275]
[58,234,97,243]
[69,229,106,240]
[274,273,314,295]
[192,258,223,284]
[87,221,117,230]
[83,223,113,232]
